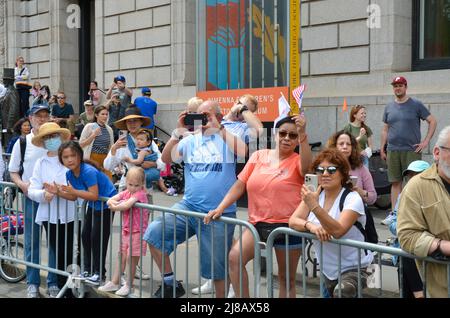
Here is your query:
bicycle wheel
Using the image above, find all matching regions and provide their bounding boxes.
[0,239,26,283]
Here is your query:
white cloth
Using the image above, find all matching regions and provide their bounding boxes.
[79,122,114,160]
[272,93,291,135]
[0,84,6,98]
[8,131,48,183]
[104,135,165,190]
[364,147,372,159]
[27,155,76,225]
[307,189,373,280]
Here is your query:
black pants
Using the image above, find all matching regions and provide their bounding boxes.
[16,87,30,118]
[398,257,424,298]
[81,207,112,277]
[42,221,75,289]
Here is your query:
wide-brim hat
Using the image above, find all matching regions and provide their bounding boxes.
[31,122,71,148]
[114,115,151,130]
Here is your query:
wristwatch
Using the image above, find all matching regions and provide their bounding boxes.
[239,105,249,115]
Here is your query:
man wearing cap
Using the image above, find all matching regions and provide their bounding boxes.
[106,75,132,108]
[397,126,450,297]
[134,87,157,131]
[8,104,53,298]
[380,76,437,209]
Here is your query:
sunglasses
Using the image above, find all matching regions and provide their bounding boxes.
[315,166,338,175]
[278,131,299,140]
[57,96,65,99]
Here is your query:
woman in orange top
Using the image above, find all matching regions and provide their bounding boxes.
[204,115,312,298]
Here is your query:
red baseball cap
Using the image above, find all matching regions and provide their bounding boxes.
[391,76,407,86]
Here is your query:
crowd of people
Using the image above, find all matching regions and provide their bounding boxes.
[1,57,449,299]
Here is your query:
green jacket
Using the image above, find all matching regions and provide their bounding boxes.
[397,164,450,297]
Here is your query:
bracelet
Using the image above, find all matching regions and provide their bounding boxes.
[311,204,320,213]
[171,130,182,140]
[304,221,311,231]
[299,134,308,143]
[436,239,443,253]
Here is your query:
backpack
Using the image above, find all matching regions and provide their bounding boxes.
[3,135,26,183]
[339,187,379,245]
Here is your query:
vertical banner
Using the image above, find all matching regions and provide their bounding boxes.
[289,0,300,114]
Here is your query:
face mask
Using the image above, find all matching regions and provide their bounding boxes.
[44,137,62,152]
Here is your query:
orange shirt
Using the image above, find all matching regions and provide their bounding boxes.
[238,149,304,225]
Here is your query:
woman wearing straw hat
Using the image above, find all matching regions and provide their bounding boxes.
[104,106,165,194]
[27,122,76,297]
[79,105,114,180]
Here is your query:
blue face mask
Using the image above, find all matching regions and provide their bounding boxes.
[44,137,62,152]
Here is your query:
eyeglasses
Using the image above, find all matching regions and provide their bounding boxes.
[278,131,299,140]
[315,166,338,175]
[57,96,65,100]
[439,145,450,152]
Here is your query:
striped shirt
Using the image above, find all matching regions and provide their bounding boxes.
[92,125,111,154]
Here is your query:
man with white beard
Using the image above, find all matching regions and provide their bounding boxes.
[397,126,450,298]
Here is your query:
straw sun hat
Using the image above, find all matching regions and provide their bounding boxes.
[31,122,71,148]
[114,112,151,130]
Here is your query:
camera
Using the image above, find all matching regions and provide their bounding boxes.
[184,113,208,127]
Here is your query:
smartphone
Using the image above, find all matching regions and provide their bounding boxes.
[305,174,319,192]
[118,130,128,139]
[184,113,207,127]
[350,176,358,187]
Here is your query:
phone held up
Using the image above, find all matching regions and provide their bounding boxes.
[305,174,319,192]
[119,130,128,140]
[184,113,207,131]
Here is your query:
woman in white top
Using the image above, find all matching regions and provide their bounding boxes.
[104,106,164,193]
[14,56,31,118]
[289,148,373,298]
[27,122,76,295]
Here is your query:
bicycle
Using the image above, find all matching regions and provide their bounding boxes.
[0,212,26,283]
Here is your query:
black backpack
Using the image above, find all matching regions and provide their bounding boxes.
[3,135,27,182]
[339,187,378,245]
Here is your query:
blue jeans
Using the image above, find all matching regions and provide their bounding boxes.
[24,198,57,287]
[143,200,236,280]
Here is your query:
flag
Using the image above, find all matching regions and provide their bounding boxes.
[292,84,306,110]
[273,93,291,135]
[342,98,348,112]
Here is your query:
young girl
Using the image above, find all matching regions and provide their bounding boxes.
[48,141,117,285]
[123,128,160,190]
[99,167,149,296]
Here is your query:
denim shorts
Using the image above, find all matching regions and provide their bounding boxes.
[254,222,302,250]
[143,200,236,280]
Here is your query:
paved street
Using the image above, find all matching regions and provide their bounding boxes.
[0,189,397,298]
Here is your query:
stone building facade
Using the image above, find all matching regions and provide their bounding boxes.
[0,0,448,156]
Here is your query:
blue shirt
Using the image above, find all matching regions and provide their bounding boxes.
[134,96,157,129]
[52,103,74,118]
[177,133,237,214]
[66,163,117,210]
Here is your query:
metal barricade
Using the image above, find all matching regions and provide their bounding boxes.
[265,227,450,298]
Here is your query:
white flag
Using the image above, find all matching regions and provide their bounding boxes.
[273,93,291,136]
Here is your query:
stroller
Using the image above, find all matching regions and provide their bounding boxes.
[0,212,26,283]
[154,137,185,195]
[369,150,391,210]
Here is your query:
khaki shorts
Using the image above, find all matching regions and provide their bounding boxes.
[387,151,421,182]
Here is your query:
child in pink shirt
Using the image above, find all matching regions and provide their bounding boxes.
[101,167,149,296]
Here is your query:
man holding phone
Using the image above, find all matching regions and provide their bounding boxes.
[144,100,247,298]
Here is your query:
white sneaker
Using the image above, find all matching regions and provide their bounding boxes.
[47,285,60,298]
[27,284,40,298]
[134,265,150,280]
[381,212,395,226]
[191,279,214,295]
[115,284,131,297]
[227,285,235,298]
[98,281,120,292]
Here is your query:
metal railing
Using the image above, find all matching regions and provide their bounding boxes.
[265,227,450,298]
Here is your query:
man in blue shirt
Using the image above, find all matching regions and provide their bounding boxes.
[134,87,157,132]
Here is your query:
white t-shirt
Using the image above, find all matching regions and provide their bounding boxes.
[8,131,48,184]
[307,189,373,280]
